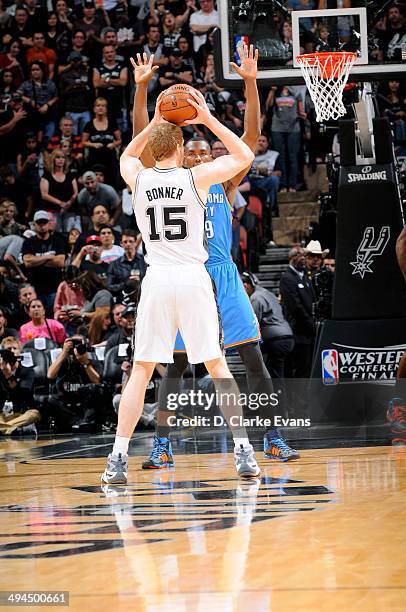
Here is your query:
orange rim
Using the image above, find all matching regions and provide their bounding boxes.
[296,51,357,79]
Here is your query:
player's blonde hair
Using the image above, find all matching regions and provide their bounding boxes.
[148,124,183,162]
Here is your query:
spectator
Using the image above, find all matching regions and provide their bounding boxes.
[54,265,85,333]
[158,47,193,88]
[57,28,90,75]
[249,133,282,214]
[0,93,29,168]
[54,0,74,32]
[176,35,196,74]
[189,0,219,53]
[77,170,120,221]
[25,31,57,80]
[120,184,137,230]
[21,210,66,312]
[3,7,33,51]
[106,229,146,296]
[88,307,113,346]
[0,200,25,236]
[75,203,121,251]
[266,85,306,192]
[0,39,24,88]
[0,261,19,325]
[82,97,121,188]
[161,12,181,50]
[242,271,294,379]
[383,5,406,61]
[65,227,80,265]
[74,1,108,50]
[46,116,83,160]
[0,336,39,436]
[378,81,406,150]
[47,334,103,432]
[93,44,128,130]
[40,148,80,232]
[73,234,110,276]
[19,297,66,345]
[16,132,45,205]
[60,140,82,182]
[16,282,36,327]
[142,23,167,116]
[80,270,113,317]
[105,300,135,353]
[99,224,124,262]
[0,68,17,100]
[59,52,92,136]
[20,60,58,141]
[279,246,316,378]
[0,166,34,222]
[112,301,125,327]
[0,306,18,342]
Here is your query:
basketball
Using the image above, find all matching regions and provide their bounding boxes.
[160,84,198,126]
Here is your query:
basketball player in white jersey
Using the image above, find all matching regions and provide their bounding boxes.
[101,89,260,484]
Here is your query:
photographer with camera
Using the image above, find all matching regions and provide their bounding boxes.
[47,335,103,432]
[0,336,39,436]
[304,240,334,322]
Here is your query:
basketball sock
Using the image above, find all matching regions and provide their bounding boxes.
[113,436,130,457]
[233,437,250,449]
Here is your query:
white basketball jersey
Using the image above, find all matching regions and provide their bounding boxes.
[133,167,208,266]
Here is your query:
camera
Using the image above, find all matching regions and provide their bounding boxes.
[0,349,20,367]
[68,338,88,356]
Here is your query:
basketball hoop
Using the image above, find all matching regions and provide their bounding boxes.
[296,51,357,123]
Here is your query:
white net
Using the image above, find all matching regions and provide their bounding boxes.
[297,52,357,123]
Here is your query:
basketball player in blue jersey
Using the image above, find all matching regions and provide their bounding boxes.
[132,48,300,469]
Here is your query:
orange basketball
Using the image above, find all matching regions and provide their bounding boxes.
[160,84,198,127]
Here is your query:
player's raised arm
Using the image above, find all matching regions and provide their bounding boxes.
[225,44,260,201]
[186,91,255,197]
[120,92,165,191]
[131,53,159,168]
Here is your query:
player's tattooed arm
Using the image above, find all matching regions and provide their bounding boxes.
[131,53,159,168]
[224,44,260,203]
[396,226,406,282]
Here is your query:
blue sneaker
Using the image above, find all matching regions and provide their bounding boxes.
[264,431,300,461]
[142,435,174,469]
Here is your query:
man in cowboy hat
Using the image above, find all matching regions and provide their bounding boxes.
[304,240,334,322]
[304,240,329,279]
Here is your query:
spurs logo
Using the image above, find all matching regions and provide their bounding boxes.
[350,226,390,278]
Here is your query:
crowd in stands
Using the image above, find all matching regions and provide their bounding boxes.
[0,0,404,435]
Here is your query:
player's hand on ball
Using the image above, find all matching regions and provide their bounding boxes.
[130,53,159,85]
[152,91,169,125]
[185,89,213,126]
[230,44,258,80]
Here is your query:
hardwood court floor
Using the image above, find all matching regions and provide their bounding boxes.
[0,434,405,611]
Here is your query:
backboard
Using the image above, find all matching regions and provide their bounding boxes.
[214,0,406,87]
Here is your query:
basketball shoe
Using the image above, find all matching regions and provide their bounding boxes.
[234,444,261,478]
[142,435,174,469]
[101,453,128,484]
[387,398,406,442]
[264,430,300,461]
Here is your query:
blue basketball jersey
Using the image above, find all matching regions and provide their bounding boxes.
[206,183,232,265]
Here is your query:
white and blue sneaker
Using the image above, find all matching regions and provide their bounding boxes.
[234,444,261,478]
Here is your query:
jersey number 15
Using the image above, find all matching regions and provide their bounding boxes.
[146,206,188,241]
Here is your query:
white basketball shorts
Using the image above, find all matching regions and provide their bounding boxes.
[134,264,224,364]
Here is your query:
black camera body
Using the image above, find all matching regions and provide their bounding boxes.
[0,349,20,367]
[68,338,88,356]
